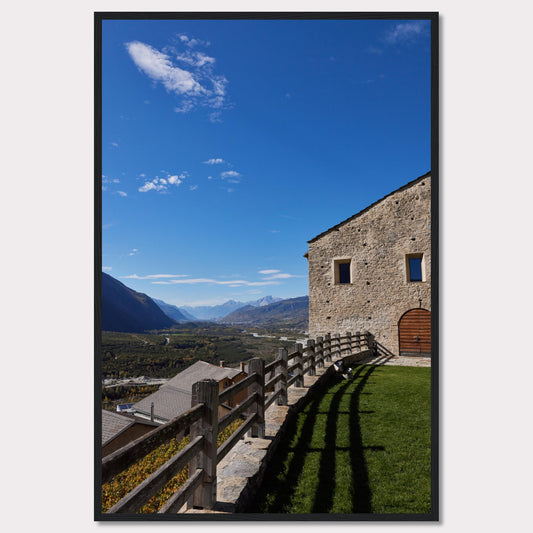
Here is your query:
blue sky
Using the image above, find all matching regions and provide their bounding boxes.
[101,18,431,307]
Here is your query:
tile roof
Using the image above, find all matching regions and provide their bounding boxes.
[133,361,243,422]
[101,410,135,446]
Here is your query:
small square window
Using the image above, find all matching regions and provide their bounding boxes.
[334,259,351,284]
[339,262,351,283]
[406,254,425,282]
[409,258,422,281]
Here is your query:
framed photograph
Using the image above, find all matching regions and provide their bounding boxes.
[95,11,438,521]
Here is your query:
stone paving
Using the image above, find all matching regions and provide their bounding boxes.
[356,353,432,367]
[185,352,430,514]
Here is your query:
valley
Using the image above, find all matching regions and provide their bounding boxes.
[101,324,299,380]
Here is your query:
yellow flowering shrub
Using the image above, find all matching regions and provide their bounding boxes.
[102,418,243,513]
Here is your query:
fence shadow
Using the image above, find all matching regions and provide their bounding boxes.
[249,364,382,514]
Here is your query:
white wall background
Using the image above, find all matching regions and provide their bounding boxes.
[2,1,531,532]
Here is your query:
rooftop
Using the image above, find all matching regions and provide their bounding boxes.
[307,172,431,244]
[133,361,244,422]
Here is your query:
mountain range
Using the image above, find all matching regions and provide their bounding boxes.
[152,299,191,322]
[102,272,307,332]
[219,296,309,330]
[181,295,281,320]
[101,273,176,332]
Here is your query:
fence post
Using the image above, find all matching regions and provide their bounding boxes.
[365,331,375,354]
[276,348,288,405]
[363,330,370,351]
[189,379,219,510]
[345,332,352,356]
[295,343,304,386]
[333,334,340,359]
[324,333,331,362]
[355,331,361,352]
[307,339,316,376]
[247,357,265,438]
[316,336,323,368]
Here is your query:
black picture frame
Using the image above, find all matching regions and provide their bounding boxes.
[95,11,439,522]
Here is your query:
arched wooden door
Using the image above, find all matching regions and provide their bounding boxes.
[398,309,431,356]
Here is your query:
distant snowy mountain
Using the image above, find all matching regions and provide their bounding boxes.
[250,296,282,307]
[181,299,246,320]
[219,296,309,330]
[181,295,283,321]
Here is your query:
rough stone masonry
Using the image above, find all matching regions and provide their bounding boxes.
[307,173,431,357]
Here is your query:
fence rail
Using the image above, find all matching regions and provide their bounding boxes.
[102,330,374,514]
[102,402,205,484]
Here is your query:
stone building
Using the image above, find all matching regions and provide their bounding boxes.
[306,172,431,357]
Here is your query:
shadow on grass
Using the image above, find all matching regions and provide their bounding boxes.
[250,364,382,514]
[349,364,377,512]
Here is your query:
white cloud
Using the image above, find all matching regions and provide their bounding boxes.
[102,266,112,271]
[221,170,241,179]
[177,34,209,48]
[176,50,216,67]
[204,158,225,165]
[139,180,163,192]
[263,273,294,280]
[258,269,304,280]
[209,111,223,123]
[139,172,187,193]
[152,278,279,287]
[385,21,428,44]
[154,278,214,285]
[126,39,228,116]
[207,176,213,180]
[110,142,119,147]
[121,274,188,280]
[126,41,202,95]
[218,170,243,189]
[129,249,139,256]
[167,174,186,185]
[189,185,198,191]
[102,175,123,194]
[116,191,127,197]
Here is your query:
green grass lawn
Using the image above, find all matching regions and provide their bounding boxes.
[251,364,432,514]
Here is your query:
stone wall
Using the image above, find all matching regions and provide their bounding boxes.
[307,174,431,356]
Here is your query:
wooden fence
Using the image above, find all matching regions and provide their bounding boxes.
[101,330,374,514]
